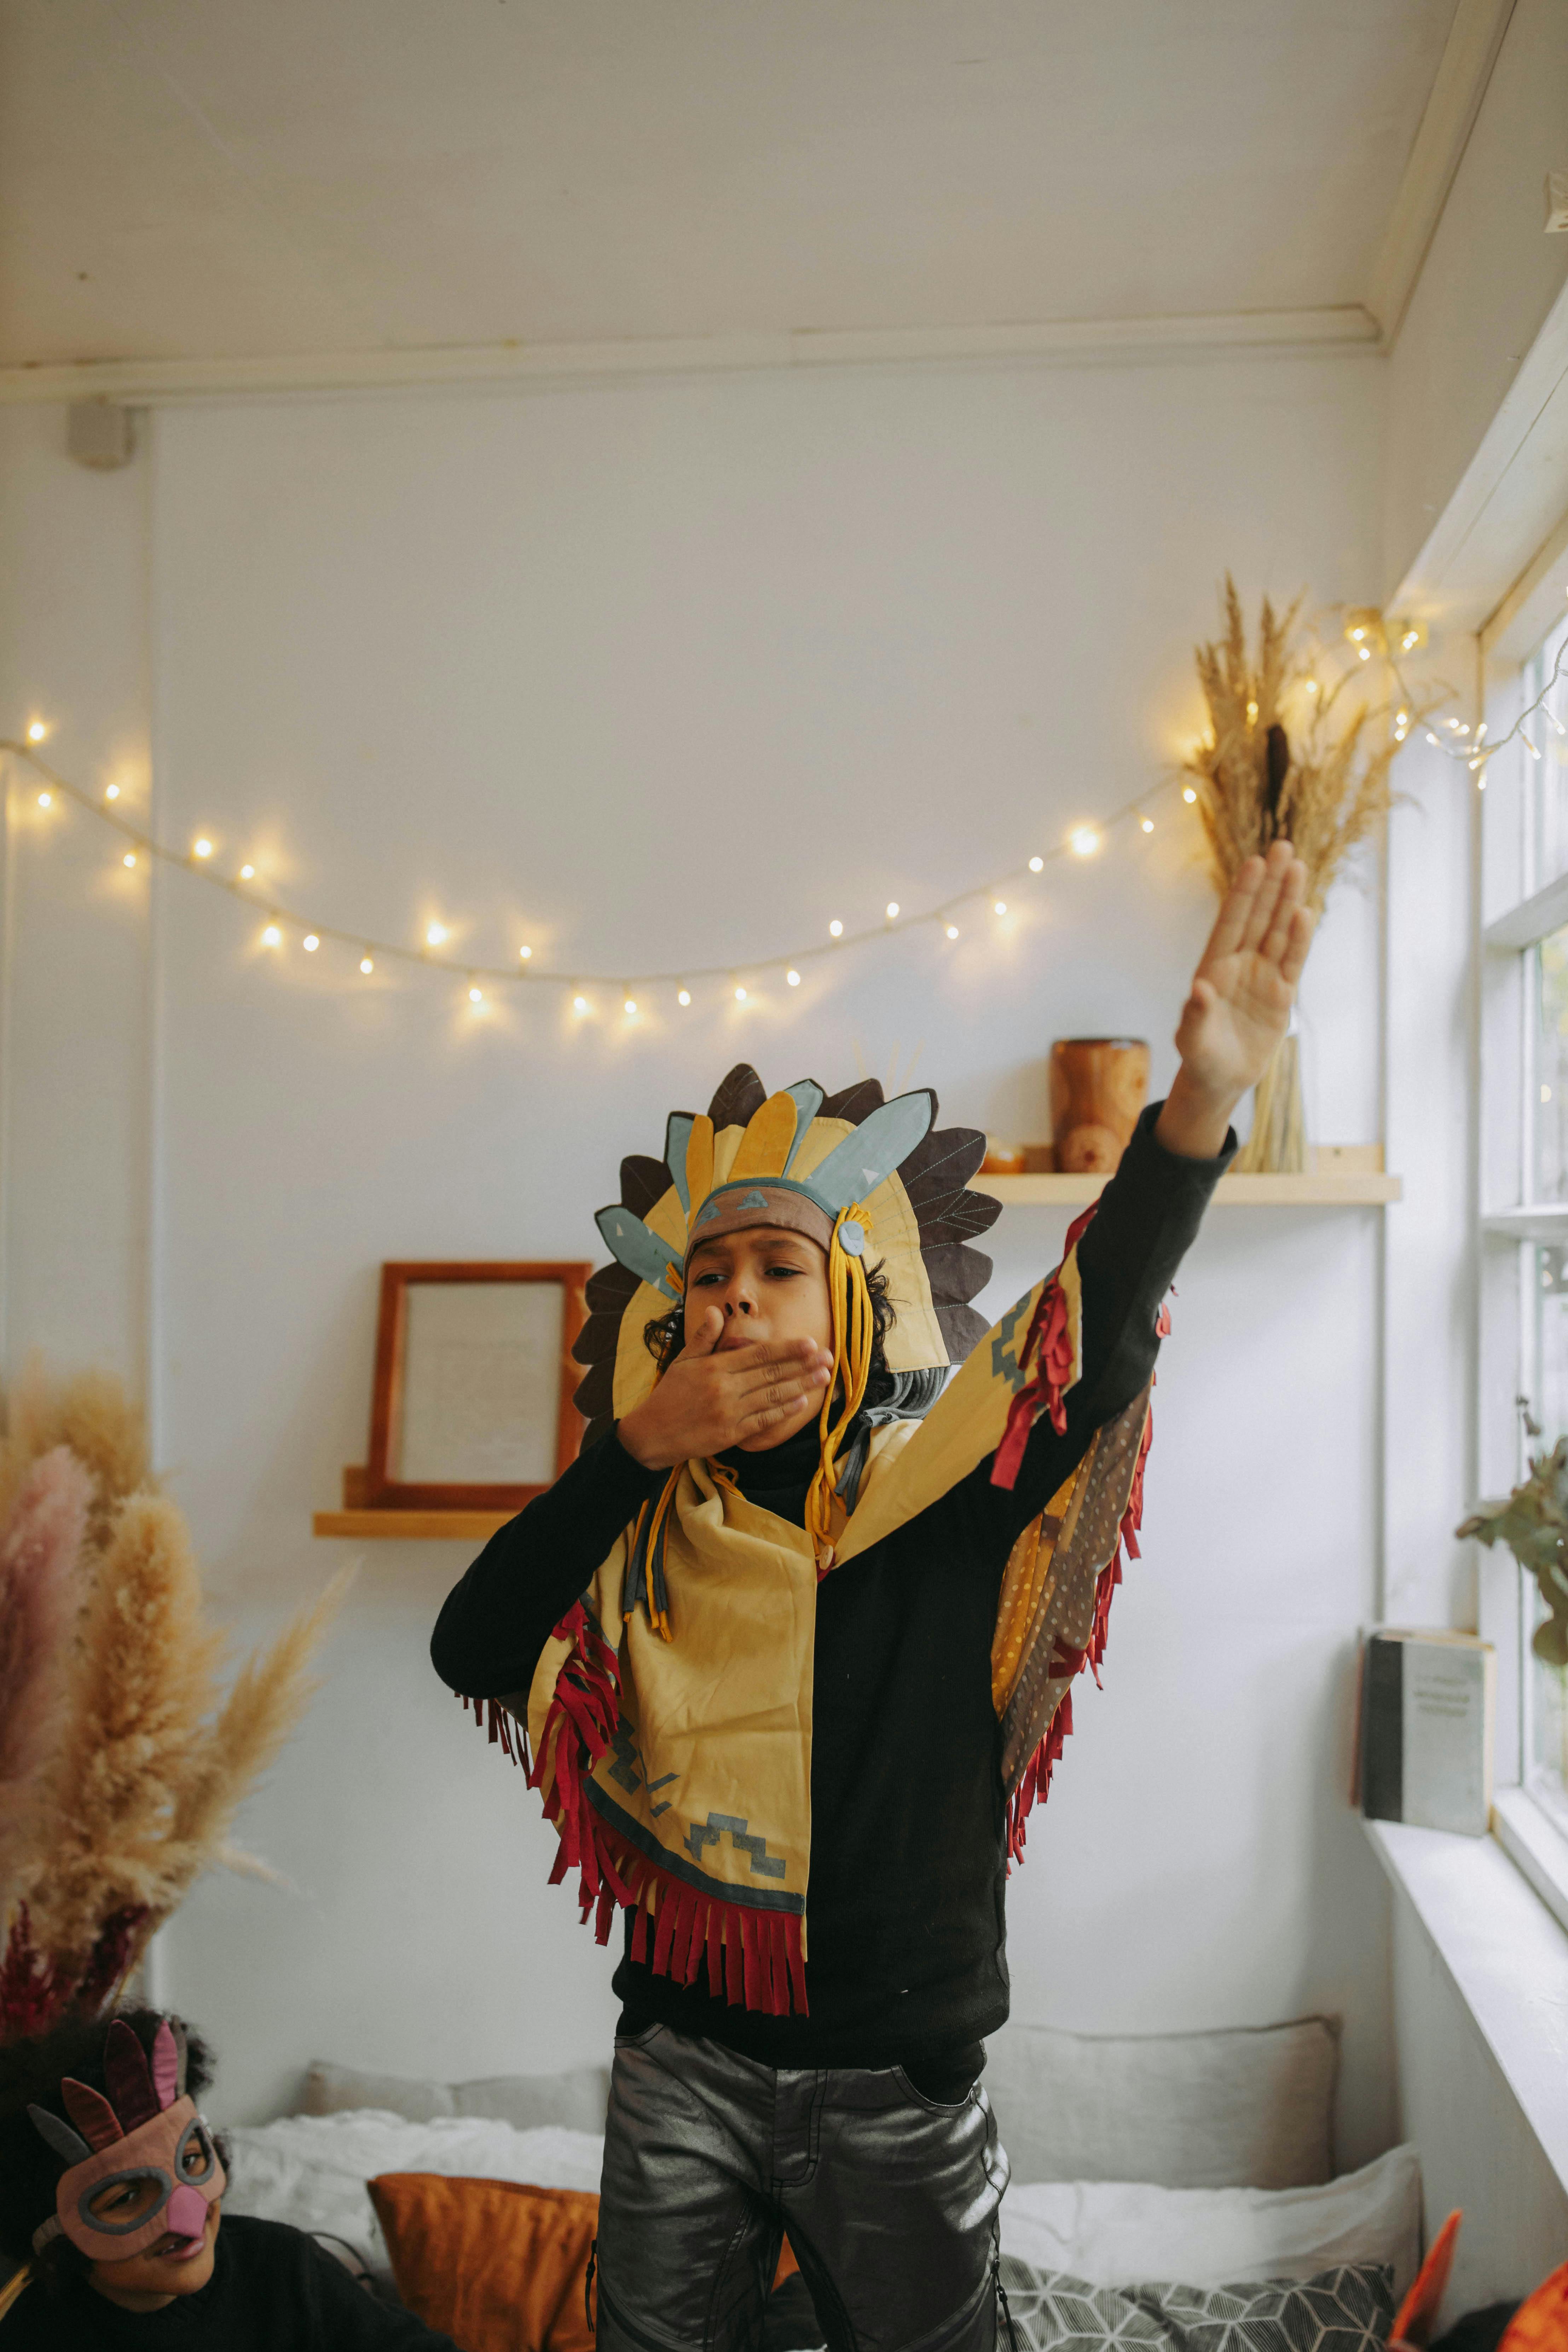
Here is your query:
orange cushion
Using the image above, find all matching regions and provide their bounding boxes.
[369,2175,597,2352]
[368,2173,799,2352]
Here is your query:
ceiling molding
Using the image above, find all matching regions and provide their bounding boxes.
[1364,0,1517,346]
[0,306,1380,405]
[1390,267,1568,635]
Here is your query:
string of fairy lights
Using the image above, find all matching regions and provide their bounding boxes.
[6,600,1562,1018]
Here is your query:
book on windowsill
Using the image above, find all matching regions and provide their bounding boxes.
[1357,1628,1495,1838]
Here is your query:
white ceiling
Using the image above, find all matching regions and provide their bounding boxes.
[0,0,1460,370]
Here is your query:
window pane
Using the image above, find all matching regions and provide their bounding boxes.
[1527,1244,1568,1826]
[1535,932,1568,1198]
[1530,618,1568,889]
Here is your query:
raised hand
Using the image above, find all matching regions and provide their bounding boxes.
[617,1306,833,1470]
[1156,840,1317,1160]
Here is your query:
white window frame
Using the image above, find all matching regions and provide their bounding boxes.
[1478,523,1568,1933]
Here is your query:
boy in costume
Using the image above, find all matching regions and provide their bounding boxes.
[433,843,1315,2351]
[0,2007,455,2347]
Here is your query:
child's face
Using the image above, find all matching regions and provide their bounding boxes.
[88,2195,221,2312]
[685,1225,834,1449]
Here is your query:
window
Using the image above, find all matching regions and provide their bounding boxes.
[1481,604,1568,1860]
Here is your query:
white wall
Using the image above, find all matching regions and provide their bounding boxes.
[0,349,1396,2160]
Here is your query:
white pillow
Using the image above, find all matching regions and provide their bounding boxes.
[987,2017,1339,2189]
[224,2109,605,2282]
[998,2144,1422,2299]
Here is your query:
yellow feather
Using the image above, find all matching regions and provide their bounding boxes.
[729,1092,800,1182]
[685,1116,715,1213]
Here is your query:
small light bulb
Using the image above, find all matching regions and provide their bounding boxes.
[123,852,137,869]
[105,784,121,800]
[1349,627,1366,642]
[1305,679,1319,695]
[786,969,801,987]
[360,956,374,975]
[885,901,899,919]
[1246,699,1259,721]
[624,996,637,1015]
[1544,1084,1553,1104]
[1477,775,1487,791]
[734,985,747,1002]
[573,994,588,1014]
[262,923,281,945]
[1029,855,1044,873]
[303,934,320,952]
[677,989,691,1006]
[993,900,1007,917]
[1182,785,1198,803]
[469,986,483,1004]
[1526,735,1543,761]
[1396,710,1408,726]
[36,791,50,808]
[26,721,46,743]
[829,919,843,938]
[193,837,213,858]
[239,862,254,879]
[945,924,959,940]
[1476,723,1489,741]
[1446,718,1463,731]
[1402,631,1418,651]
[1427,732,1440,746]
[427,922,447,947]
[519,944,532,960]
[1070,827,1100,857]
[1141,817,1155,833]
[1357,646,1371,662]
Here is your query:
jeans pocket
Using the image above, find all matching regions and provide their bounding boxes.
[613,2021,665,2052]
[890,2064,977,2113]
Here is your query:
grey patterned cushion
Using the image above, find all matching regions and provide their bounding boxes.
[996,2261,1395,2352]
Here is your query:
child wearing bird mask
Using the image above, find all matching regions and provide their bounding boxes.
[0,2007,455,2347]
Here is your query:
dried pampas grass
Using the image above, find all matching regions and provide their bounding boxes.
[172,1562,357,1880]
[0,1450,91,1913]
[0,1357,151,1556]
[1185,576,1408,913]
[0,1361,358,2036]
[1184,577,1420,1171]
[23,1494,225,1968]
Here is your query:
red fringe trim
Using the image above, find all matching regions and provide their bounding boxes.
[1004,1350,1163,1865]
[991,1204,1099,1490]
[465,1602,809,2017]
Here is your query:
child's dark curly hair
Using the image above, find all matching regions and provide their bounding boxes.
[0,2007,227,2296]
[643,1257,897,1379]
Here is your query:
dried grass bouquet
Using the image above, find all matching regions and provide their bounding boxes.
[0,1360,353,2040]
[1184,577,1410,1170]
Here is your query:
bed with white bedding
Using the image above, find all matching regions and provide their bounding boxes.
[220,2018,1421,2347]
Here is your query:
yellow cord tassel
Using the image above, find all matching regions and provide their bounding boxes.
[805,1206,875,1560]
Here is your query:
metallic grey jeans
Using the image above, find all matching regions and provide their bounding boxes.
[594,2023,1011,2352]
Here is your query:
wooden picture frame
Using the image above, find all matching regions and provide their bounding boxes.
[364,1261,590,1512]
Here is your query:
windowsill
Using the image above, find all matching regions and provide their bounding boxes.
[1361,1813,1568,2196]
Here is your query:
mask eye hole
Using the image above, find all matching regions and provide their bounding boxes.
[86,2174,161,2226]
[176,2120,215,2182]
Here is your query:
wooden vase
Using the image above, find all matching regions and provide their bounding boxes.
[1049,1038,1150,1174]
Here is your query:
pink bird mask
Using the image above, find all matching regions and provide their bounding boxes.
[27,2017,225,2262]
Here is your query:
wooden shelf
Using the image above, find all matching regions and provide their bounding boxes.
[980,1169,1402,1206]
[312,1507,513,1541]
[976,1144,1399,1207]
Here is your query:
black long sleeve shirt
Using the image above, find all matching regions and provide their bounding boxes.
[0,2218,455,2350]
[432,1105,1232,2073]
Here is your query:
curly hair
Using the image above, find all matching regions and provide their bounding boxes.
[0,2006,226,2296]
[643,1256,897,1380]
